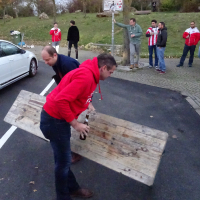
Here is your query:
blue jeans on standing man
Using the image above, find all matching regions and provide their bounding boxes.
[148,45,158,67]
[40,109,80,200]
[179,44,196,66]
[156,47,166,72]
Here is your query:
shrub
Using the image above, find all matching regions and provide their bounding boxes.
[181,0,200,12]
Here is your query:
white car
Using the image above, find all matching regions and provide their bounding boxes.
[0,40,38,89]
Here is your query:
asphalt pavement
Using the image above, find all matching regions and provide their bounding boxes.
[0,61,200,200]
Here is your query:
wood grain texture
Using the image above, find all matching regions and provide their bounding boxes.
[4,90,168,186]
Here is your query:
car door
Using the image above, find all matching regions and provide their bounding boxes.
[0,42,12,85]
[1,42,29,79]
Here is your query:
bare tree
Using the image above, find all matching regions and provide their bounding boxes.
[122,0,132,65]
[0,0,13,23]
[52,0,56,22]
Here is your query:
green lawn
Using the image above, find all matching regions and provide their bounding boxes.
[0,12,200,57]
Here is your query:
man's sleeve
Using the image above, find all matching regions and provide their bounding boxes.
[54,76,90,122]
[115,22,129,28]
[50,29,54,35]
[146,28,151,37]
[67,28,70,41]
[134,25,143,37]
[160,31,167,46]
[59,31,62,40]
[183,31,189,39]
[77,28,80,42]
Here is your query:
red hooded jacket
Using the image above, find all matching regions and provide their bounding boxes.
[43,57,100,122]
[50,28,61,42]
[183,27,200,46]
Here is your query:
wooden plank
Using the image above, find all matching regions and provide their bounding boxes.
[4,90,168,186]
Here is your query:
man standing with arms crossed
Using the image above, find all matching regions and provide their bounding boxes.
[156,22,168,74]
[177,21,200,68]
[146,20,159,69]
[114,18,143,69]
[40,53,117,200]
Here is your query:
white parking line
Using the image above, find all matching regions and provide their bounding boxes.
[0,79,55,149]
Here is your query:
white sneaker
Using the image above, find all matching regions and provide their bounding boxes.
[148,65,153,68]
[76,59,78,61]
[155,66,159,69]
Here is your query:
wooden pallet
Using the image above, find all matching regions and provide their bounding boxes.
[4,90,168,186]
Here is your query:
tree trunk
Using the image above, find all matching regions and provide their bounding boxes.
[52,0,56,22]
[3,6,6,24]
[141,0,143,11]
[157,0,160,12]
[122,0,132,66]
[83,1,86,18]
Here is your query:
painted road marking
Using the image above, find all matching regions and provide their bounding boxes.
[0,79,55,149]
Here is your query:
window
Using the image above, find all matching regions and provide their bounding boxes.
[0,42,20,57]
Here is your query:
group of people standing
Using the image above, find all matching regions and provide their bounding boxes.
[50,20,80,60]
[114,18,200,74]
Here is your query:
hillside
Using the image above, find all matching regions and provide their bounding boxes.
[0,12,200,57]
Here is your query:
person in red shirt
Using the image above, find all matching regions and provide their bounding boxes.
[40,53,117,200]
[50,22,61,53]
[177,21,200,67]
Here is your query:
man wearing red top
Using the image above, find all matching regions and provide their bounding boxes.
[50,22,61,53]
[40,53,117,200]
[177,21,200,68]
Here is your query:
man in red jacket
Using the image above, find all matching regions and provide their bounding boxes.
[177,21,200,68]
[50,22,61,53]
[40,53,117,200]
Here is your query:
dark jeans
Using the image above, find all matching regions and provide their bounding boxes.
[68,40,78,59]
[40,109,80,200]
[148,45,158,66]
[180,44,196,65]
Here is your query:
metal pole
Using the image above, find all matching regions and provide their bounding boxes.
[111,11,114,56]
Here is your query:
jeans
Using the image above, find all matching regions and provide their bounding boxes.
[156,47,166,72]
[180,44,196,65]
[148,45,158,66]
[130,43,141,65]
[68,41,78,59]
[40,109,80,200]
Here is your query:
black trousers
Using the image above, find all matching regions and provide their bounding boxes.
[180,44,196,65]
[68,41,78,59]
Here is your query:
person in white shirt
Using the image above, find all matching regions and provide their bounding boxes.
[146,20,159,69]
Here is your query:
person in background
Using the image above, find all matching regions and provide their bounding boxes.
[40,53,117,200]
[146,20,159,69]
[114,18,143,69]
[156,22,168,74]
[177,21,200,68]
[50,22,61,53]
[41,45,85,164]
[67,20,79,60]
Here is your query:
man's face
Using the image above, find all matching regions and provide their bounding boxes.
[41,51,57,66]
[99,65,116,80]
[151,22,156,28]
[129,20,136,26]
[190,22,195,29]
[54,23,58,29]
[158,23,163,29]
[70,23,73,26]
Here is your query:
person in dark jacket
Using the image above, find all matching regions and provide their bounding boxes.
[41,45,86,164]
[67,20,79,60]
[156,22,167,74]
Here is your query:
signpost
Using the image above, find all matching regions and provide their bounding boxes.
[103,0,123,56]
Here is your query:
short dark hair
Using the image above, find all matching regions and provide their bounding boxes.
[191,21,195,24]
[130,18,136,22]
[97,53,117,70]
[54,22,58,25]
[42,45,57,57]
[159,22,165,27]
[151,20,157,23]
[70,20,75,25]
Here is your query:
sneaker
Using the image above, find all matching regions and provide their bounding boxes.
[176,64,183,67]
[134,64,139,68]
[70,188,94,198]
[159,71,166,74]
[156,69,161,72]
[188,64,192,67]
[148,65,153,68]
[130,64,134,69]
[155,66,159,69]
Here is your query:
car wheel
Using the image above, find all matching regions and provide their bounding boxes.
[29,59,37,77]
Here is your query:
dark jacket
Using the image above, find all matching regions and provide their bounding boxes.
[67,26,79,42]
[156,27,167,47]
[52,54,79,84]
